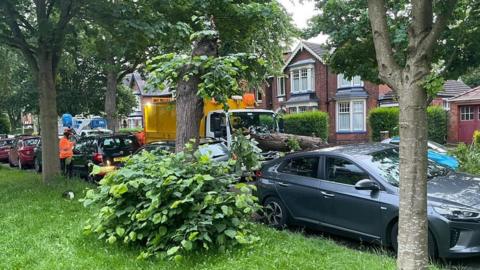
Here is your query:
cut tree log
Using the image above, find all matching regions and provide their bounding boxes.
[250,132,328,152]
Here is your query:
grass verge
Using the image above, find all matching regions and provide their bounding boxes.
[0,167,404,270]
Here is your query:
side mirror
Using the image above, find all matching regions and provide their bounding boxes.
[355,179,380,191]
[278,118,285,133]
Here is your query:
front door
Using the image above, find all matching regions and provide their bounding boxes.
[318,156,382,239]
[458,105,480,144]
[275,155,330,224]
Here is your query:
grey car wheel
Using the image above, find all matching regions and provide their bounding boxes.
[263,197,288,229]
[391,222,437,259]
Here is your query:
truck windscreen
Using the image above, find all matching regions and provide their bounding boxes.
[229,112,276,132]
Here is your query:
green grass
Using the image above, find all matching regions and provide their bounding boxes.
[0,167,402,270]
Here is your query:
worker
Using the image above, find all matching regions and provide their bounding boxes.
[59,129,75,178]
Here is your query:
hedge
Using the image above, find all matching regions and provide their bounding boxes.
[283,111,329,141]
[368,106,448,143]
[0,113,11,135]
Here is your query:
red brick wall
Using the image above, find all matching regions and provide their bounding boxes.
[430,97,443,107]
[448,102,459,143]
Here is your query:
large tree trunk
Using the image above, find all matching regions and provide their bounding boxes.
[105,67,118,132]
[397,81,429,269]
[38,53,60,183]
[250,132,327,152]
[175,38,218,153]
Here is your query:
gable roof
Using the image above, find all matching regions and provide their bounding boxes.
[282,40,326,71]
[449,86,480,102]
[438,80,471,97]
[125,72,171,97]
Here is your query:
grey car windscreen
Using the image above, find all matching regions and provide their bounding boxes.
[365,148,451,186]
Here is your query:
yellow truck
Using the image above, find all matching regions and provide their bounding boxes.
[143,94,279,145]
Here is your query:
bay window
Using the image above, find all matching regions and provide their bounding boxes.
[338,74,363,88]
[336,100,366,132]
[291,66,314,93]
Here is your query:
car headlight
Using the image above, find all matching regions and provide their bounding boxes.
[433,205,480,221]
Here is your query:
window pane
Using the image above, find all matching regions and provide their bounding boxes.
[292,71,300,92]
[326,157,369,185]
[277,77,285,96]
[280,157,319,178]
[461,106,474,121]
[352,101,365,131]
[339,113,350,130]
[300,69,308,91]
[353,76,362,86]
[288,107,297,114]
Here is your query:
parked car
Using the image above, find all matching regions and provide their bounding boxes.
[8,136,40,169]
[0,138,15,162]
[381,136,459,170]
[256,143,480,259]
[71,134,140,181]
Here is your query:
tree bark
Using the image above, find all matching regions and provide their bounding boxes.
[175,38,218,153]
[37,52,60,183]
[397,82,429,270]
[105,66,118,132]
[250,132,327,152]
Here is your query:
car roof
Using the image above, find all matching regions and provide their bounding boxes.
[284,143,396,159]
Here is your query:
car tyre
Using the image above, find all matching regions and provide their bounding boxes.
[34,157,42,173]
[263,197,289,229]
[391,222,437,259]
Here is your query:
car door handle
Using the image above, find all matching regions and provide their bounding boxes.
[321,191,335,197]
[278,182,290,187]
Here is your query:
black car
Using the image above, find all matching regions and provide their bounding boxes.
[256,143,480,259]
[72,134,140,180]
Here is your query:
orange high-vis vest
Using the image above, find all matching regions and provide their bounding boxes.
[59,137,74,159]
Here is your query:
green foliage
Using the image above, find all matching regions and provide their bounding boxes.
[283,111,329,141]
[461,67,480,88]
[0,113,11,134]
[230,131,262,174]
[147,52,267,110]
[119,127,143,133]
[368,106,448,143]
[116,85,137,117]
[368,107,400,142]
[368,106,448,144]
[426,106,448,144]
[286,137,301,152]
[452,143,480,175]
[422,74,445,99]
[82,147,260,259]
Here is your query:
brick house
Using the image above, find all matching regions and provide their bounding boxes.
[378,80,471,110]
[256,41,380,143]
[447,86,480,144]
[121,72,170,129]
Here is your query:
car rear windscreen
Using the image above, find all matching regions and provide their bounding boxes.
[101,137,135,150]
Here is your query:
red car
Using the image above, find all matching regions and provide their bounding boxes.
[8,136,40,169]
[0,138,14,162]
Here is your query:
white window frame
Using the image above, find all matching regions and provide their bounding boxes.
[336,99,367,132]
[277,77,286,97]
[442,98,450,111]
[460,106,474,121]
[290,65,314,94]
[337,74,364,88]
[255,88,263,102]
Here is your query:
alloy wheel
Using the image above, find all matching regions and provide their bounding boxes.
[265,201,283,226]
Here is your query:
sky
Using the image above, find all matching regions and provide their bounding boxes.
[278,0,328,45]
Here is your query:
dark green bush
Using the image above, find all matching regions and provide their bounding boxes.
[283,111,329,141]
[368,106,448,143]
[426,106,448,144]
[82,146,260,260]
[0,113,11,134]
[368,107,399,142]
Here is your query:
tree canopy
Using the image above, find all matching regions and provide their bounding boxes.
[305,0,480,84]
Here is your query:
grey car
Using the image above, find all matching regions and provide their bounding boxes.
[256,143,480,258]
